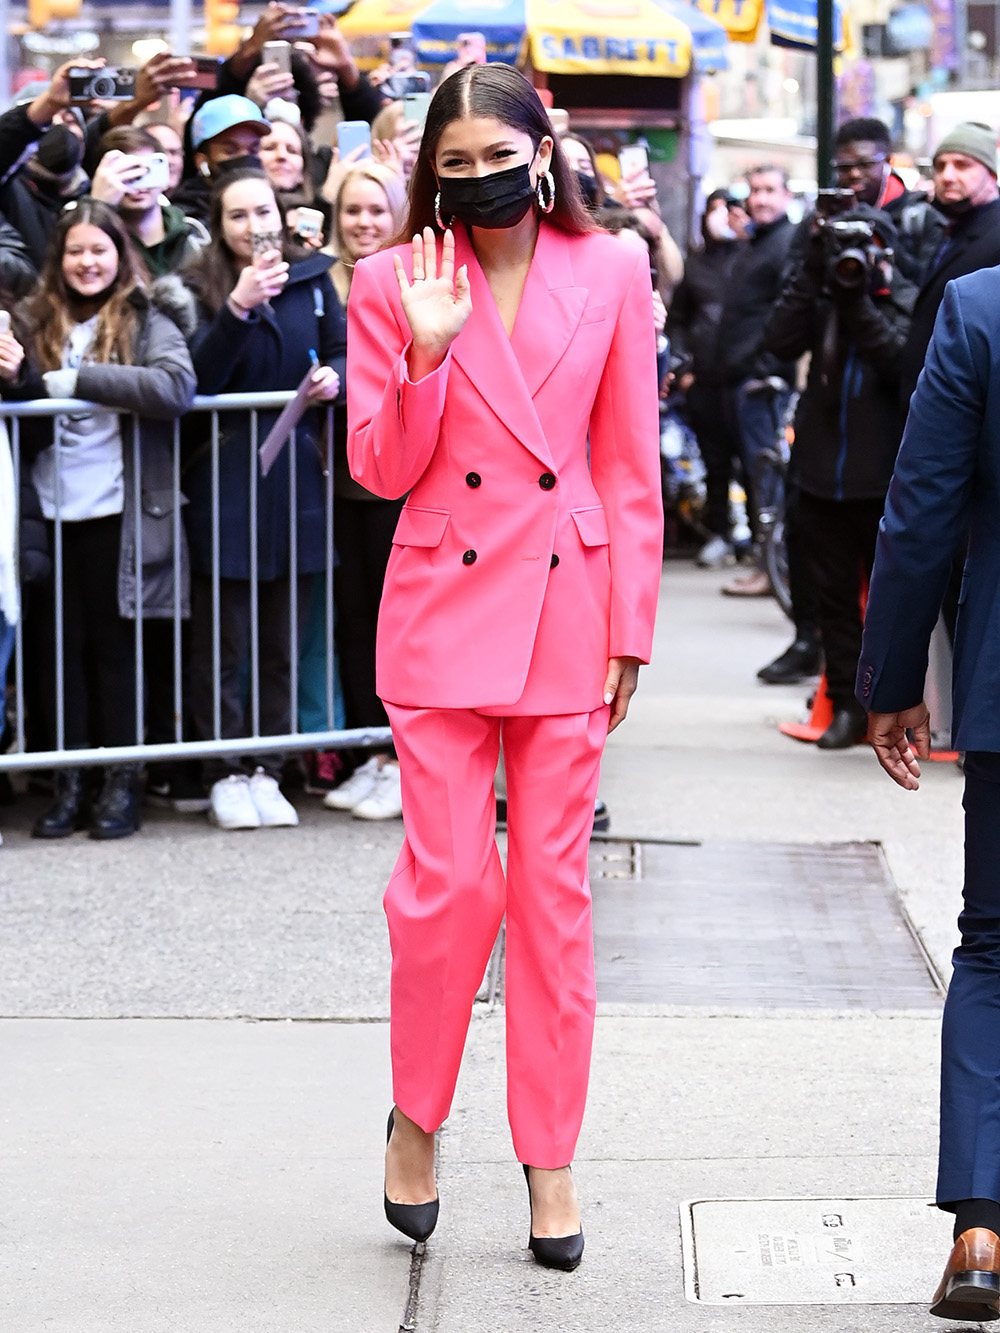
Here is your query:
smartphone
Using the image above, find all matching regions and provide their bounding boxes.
[283,8,321,37]
[294,206,325,242]
[262,39,292,73]
[456,31,487,64]
[336,120,371,160]
[172,54,223,90]
[121,152,170,192]
[251,227,283,262]
[0,311,10,335]
[389,32,415,66]
[618,143,649,179]
[402,92,431,126]
[815,187,856,219]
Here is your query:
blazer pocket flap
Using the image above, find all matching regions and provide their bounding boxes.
[393,505,450,548]
[580,304,607,325]
[571,505,610,546]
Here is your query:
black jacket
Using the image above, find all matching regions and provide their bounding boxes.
[717,214,797,385]
[183,251,347,581]
[898,196,1000,412]
[667,240,738,380]
[765,258,915,501]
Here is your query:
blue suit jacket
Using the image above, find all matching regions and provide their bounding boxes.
[857,265,1000,750]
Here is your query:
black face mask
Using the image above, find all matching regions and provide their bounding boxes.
[213,153,263,179]
[575,170,599,210]
[35,124,84,177]
[438,160,536,230]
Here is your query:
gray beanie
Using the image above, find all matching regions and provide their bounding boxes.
[933,121,998,175]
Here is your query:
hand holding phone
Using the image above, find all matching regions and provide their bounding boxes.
[337,120,372,160]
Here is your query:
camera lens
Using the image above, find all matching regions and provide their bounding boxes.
[90,73,115,98]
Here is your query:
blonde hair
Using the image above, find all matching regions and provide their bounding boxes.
[331,162,408,306]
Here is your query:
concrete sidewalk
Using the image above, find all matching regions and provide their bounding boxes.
[0,562,965,1331]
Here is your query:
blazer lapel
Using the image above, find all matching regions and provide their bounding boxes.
[510,225,588,399]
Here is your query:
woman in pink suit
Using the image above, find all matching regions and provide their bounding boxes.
[347,64,663,1270]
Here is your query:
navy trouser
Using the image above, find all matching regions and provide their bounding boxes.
[939,751,1000,1209]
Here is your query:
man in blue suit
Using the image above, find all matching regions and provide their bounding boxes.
[858,268,1000,1321]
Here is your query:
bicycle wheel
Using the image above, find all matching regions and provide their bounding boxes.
[753,449,793,620]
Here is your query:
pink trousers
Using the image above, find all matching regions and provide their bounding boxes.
[383,703,608,1168]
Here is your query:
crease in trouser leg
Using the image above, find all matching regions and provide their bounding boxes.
[384,703,507,1134]
[502,708,605,1168]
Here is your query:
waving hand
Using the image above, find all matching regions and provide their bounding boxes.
[393,227,472,380]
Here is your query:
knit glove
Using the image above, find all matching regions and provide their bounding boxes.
[42,369,79,399]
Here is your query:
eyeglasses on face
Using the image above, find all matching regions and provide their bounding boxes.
[831,155,887,173]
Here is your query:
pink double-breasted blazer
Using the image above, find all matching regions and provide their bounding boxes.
[346,221,664,714]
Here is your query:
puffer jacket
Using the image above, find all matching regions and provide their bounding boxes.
[2,276,198,616]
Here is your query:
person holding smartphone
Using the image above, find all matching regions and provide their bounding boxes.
[91,127,210,279]
[180,167,345,832]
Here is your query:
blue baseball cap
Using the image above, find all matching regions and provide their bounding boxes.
[191,94,270,150]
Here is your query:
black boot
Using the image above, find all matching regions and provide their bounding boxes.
[32,767,88,839]
[816,706,869,751]
[89,766,141,840]
[757,636,822,685]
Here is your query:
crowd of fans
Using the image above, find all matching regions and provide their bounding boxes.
[669,115,1000,749]
[0,6,676,843]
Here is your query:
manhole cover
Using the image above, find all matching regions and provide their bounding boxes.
[590,840,942,1008]
[682,1196,947,1304]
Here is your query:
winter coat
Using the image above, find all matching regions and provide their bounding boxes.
[0,213,37,297]
[183,251,347,581]
[898,196,1000,412]
[2,277,198,617]
[764,255,916,502]
[717,214,798,386]
[667,240,738,381]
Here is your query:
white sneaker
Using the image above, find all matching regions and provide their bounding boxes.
[210,774,261,830]
[352,763,403,821]
[323,755,381,811]
[248,769,299,827]
[696,534,733,568]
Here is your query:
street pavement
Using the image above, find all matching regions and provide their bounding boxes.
[0,561,967,1332]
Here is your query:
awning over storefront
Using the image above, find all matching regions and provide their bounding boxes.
[346,0,726,74]
[694,0,843,49]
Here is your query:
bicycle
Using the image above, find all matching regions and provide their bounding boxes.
[743,377,797,619]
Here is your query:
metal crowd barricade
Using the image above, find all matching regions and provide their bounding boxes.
[0,392,393,772]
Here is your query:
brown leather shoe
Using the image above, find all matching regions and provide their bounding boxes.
[721,568,772,598]
[931,1228,1000,1321]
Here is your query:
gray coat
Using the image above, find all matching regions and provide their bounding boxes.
[8,277,197,618]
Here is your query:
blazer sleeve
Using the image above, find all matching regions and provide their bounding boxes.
[857,278,982,712]
[346,252,453,500]
[588,247,664,663]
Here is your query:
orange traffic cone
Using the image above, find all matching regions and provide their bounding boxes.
[779,675,834,742]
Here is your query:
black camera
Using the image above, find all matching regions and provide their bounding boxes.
[68,66,138,103]
[817,217,887,291]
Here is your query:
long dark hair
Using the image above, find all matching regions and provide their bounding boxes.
[25,197,145,371]
[181,166,308,317]
[399,65,594,241]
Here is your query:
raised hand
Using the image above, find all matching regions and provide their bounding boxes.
[231,252,289,310]
[0,331,24,382]
[393,227,471,379]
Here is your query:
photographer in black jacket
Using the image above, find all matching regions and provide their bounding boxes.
[765,206,916,748]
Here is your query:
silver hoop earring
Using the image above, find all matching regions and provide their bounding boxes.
[537,170,556,214]
[434,191,449,230]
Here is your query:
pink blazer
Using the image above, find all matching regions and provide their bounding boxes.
[346,222,664,714]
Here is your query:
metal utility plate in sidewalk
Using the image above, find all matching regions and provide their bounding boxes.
[590,840,943,1008]
[681,1196,945,1305]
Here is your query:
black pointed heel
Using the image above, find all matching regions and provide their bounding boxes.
[384,1109,439,1242]
[523,1163,584,1271]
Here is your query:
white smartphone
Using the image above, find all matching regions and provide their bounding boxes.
[294,206,325,242]
[262,39,292,73]
[337,120,371,160]
[0,311,10,335]
[121,152,170,191]
[618,143,649,178]
[402,92,431,126]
